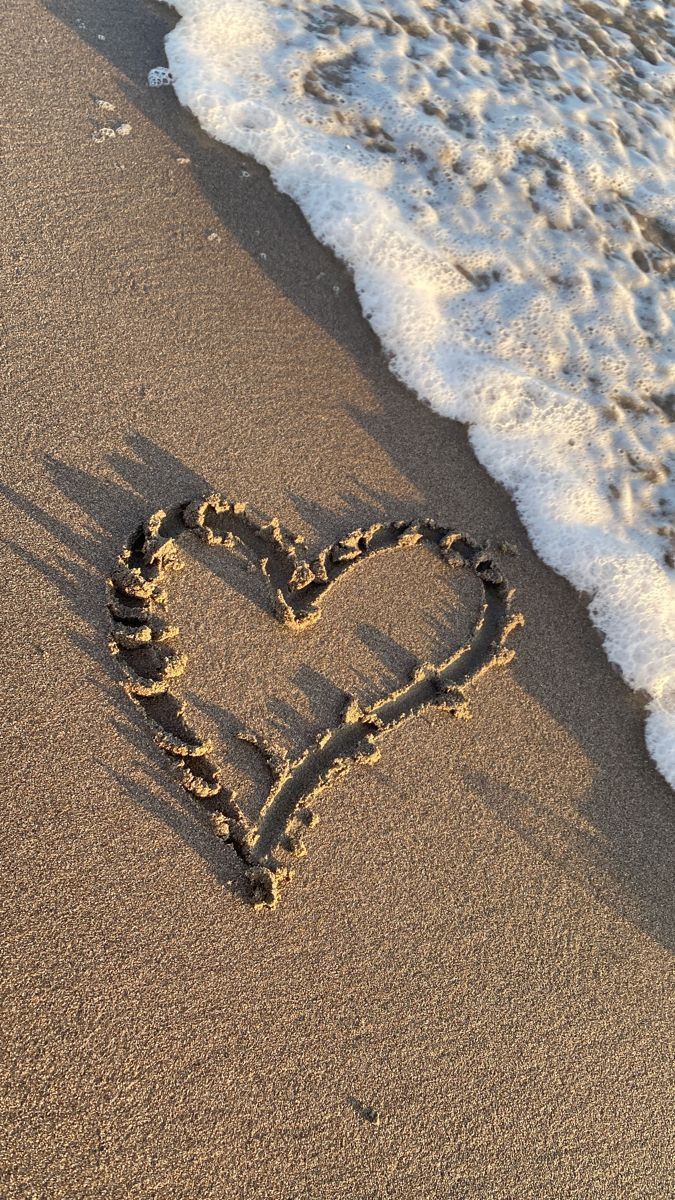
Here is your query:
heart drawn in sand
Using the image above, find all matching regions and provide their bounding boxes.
[108,496,523,909]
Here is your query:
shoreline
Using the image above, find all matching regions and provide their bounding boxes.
[2,2,674,1195]
[159,0,675,791]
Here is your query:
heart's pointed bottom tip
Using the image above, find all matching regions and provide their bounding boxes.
[246,864,288,910]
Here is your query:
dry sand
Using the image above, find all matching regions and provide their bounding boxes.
[2,1,674,1196]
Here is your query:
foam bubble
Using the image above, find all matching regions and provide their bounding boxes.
[148,66,173,87]
[158,0,675,788]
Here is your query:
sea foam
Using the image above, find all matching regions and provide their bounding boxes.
[158,0,675,787]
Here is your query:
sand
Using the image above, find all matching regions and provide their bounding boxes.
[2,1,674,1196]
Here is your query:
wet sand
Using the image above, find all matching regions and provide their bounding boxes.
[2,1,674,1196]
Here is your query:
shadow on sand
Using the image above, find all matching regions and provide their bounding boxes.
[16,0,675,944]
[4,429,675,944]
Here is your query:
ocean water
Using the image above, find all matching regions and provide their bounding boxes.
[156,0,675,787]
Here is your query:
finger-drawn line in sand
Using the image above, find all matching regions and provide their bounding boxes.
[108,497,523,909]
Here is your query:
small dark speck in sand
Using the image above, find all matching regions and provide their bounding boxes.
[348,1097,382,1126]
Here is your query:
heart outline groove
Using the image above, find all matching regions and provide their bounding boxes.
[108,496,523,909]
